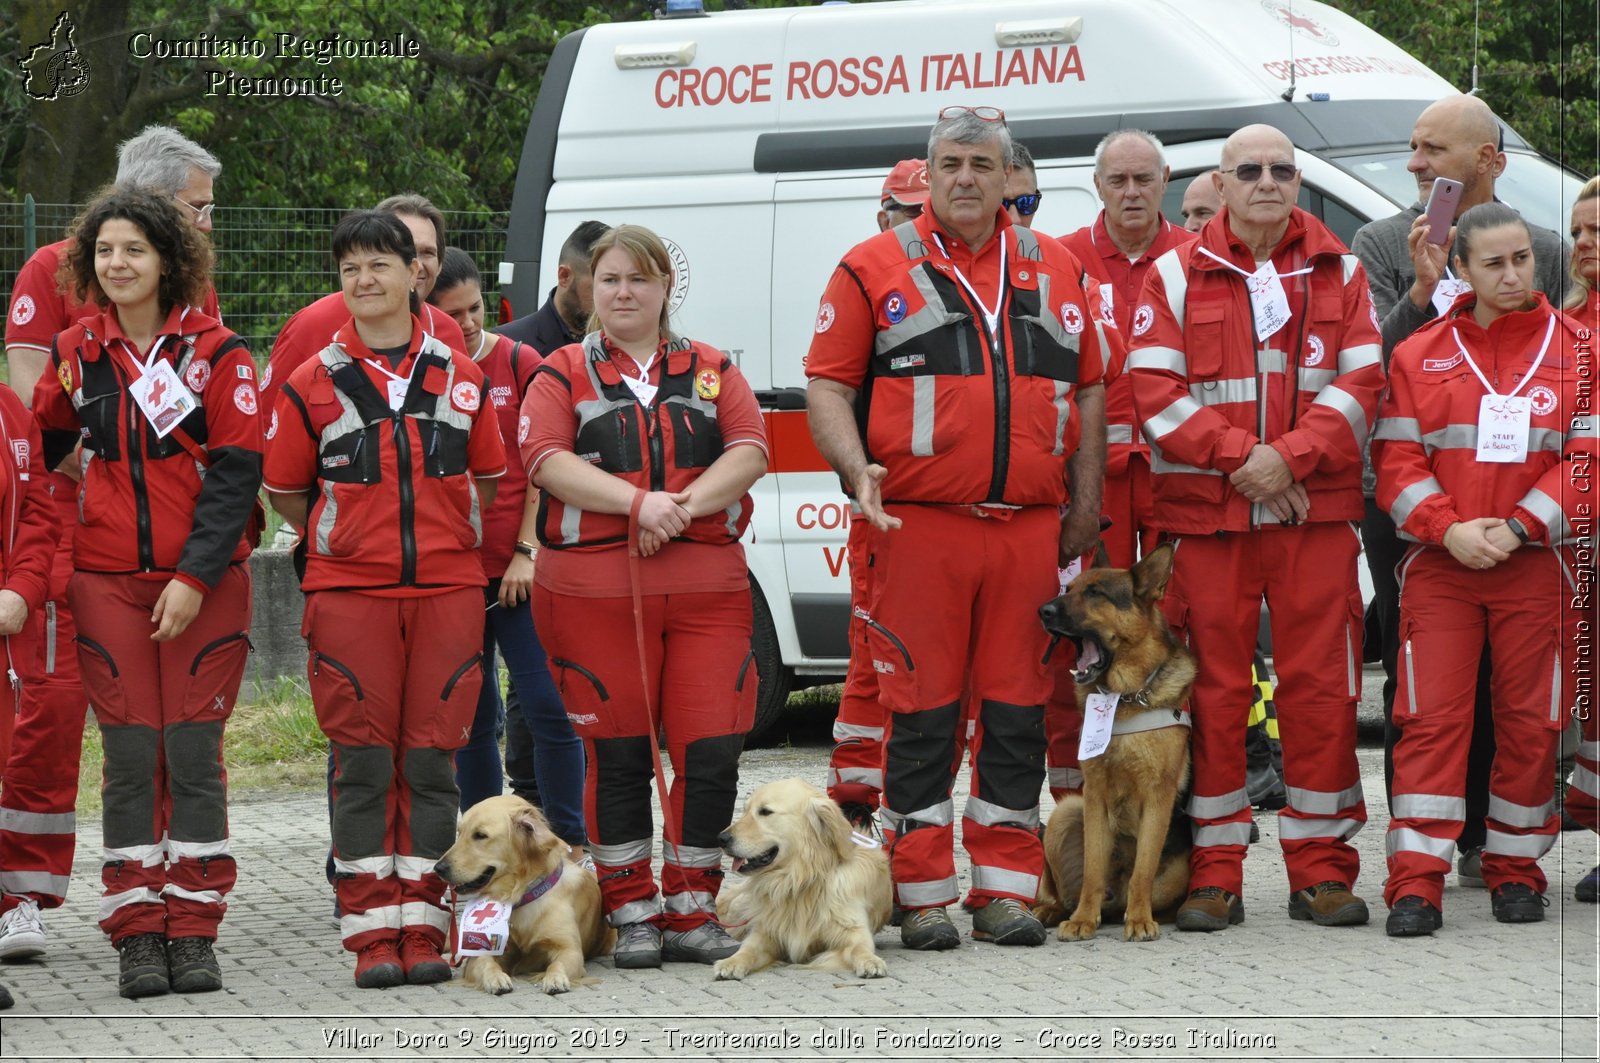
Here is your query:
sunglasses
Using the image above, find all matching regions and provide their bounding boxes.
[1221,162,1299,184]
[1002,192,1043,217]
[174,195,215,223]
[884,200,924,218]
[937,104,1007,125]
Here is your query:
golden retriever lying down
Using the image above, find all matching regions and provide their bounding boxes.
[435,795,613,995]
[714,778,892,980]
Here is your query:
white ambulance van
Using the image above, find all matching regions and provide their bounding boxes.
[501,0,1582,737]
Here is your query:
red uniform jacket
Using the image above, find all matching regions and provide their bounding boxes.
[0,386,58,612]
[1128,207,1384,533]
[807,210,1105,507]
[1060,214,1196,471]
[262,292,465,414]
[477,333,540,578]
[1374,291,1594,547]
[263,317,506,596]
[33,307,262,593]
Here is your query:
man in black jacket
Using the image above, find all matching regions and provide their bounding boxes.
[497,220,609,350]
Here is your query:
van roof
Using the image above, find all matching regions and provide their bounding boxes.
[553,0,1458,179]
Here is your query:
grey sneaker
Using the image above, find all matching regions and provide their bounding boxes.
[900,905,960,951]
[613,921,662,969]
[0,899,47,962]
[1457,846,1486,889]
[661,921,739,964]
[969,897,1047,946]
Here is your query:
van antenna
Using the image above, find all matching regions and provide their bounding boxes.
[1280,0,1297,102]
[1468,0,1481,95]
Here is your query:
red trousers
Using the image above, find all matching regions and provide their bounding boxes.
[870,504,1055,909]
[828,517,885,810]
[304,588,483,953]
[0,481,86,913]
[71,566,252,944]
[1100,451,1158,570]
[1166,522,1366,895]
[535,585,753,931]
[1385,547,1565,907]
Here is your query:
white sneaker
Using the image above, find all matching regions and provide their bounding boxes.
[0,900,46,962]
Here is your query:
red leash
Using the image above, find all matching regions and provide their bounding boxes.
[628,491,681,853]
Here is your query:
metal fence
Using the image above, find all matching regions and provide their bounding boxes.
[1,201,511,360]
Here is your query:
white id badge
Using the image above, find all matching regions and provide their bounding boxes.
[1431,277,1471,317]
[1078,691,1119,761]
[455,896,512,957]
[129,360,196,439]
[621,374,658,406]
[1246,260,1291,340]
[386,378,409,411]
[1476,395,1531,463]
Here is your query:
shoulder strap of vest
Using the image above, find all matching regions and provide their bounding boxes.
[1013,226,1041,261]
[321,345,392,424]
[891,220,925,262]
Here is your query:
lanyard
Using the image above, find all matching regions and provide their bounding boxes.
[469,330,492,363]
[116,305,191,376]
[1450,313,1555,399]
[1196,246,1316,283]
[356,329,434,379]
[930,230,1007,337]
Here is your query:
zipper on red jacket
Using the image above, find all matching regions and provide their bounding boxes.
[392,414,417,586]
[120,364,157,571]
[646,405,666,492]
[985,310,1011,503]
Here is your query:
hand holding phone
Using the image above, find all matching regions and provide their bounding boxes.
[1422,177,1464,245]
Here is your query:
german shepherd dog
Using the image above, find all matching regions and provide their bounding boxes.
[1034,542,1195,942]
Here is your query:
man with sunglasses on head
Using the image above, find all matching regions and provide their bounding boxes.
[807,105,1106,952]
[1061,130,1196,569]
[1129,124,1384,933]
[0,124,225,967]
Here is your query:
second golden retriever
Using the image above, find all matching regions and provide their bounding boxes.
[434,795,613,994]
[714,778,892,980]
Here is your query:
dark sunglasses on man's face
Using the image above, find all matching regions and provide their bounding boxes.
[1222,162,1299,184]
[1002,192,1043,217]
[886,200,924,218]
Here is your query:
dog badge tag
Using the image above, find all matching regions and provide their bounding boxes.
[456,897,511,956]
[1475,395,1530,463]
[1078,691,1119,760]
[1057,557,1082,597]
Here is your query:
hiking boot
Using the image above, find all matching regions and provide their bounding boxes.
[1385,895,1442,937]
[166,937,222,994]
[1456,846,1485,888]
[969,897,1046,946]
[353,939,404,989]
[0,899,47,962]
[0,983,11,1010]
[1288,881,1370,927]
[1249,818,1261,844]
[899,906,959,951]
[613,921,662,969]
[1576,865,1600,904]
[117,932,170,999]
[661,921,739,964]
[1246,764,1287,810]
[1175,887,1244,932]
[399,931,451,985]
[1490,882,1548,924]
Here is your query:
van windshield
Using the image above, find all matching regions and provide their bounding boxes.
[1332,149,1586,237]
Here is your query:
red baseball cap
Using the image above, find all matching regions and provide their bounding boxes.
[881,159,931,208]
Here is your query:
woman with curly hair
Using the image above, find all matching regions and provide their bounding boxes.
[31,187,264,999]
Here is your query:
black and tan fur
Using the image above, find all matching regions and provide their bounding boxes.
[1034,542,1195,942]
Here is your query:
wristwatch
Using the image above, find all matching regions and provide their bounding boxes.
[1505,517,1530,545]
[512,541,536,558]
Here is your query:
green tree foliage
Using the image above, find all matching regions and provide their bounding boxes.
[1326,0,1597,174]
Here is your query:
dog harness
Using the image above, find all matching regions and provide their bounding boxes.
[1111,706,1191,735]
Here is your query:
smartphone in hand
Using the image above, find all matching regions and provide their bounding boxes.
[1422,177,1464,245]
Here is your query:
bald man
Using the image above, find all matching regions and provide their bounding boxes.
[1129,124,1384,932]
[1350,95,1570,891]
[1181,171,1222,232]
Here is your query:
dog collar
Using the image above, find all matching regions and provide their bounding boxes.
[515,865,563,908]
[1111,707,1191,735]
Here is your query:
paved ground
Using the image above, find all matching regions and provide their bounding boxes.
[0,676,1596,1062]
